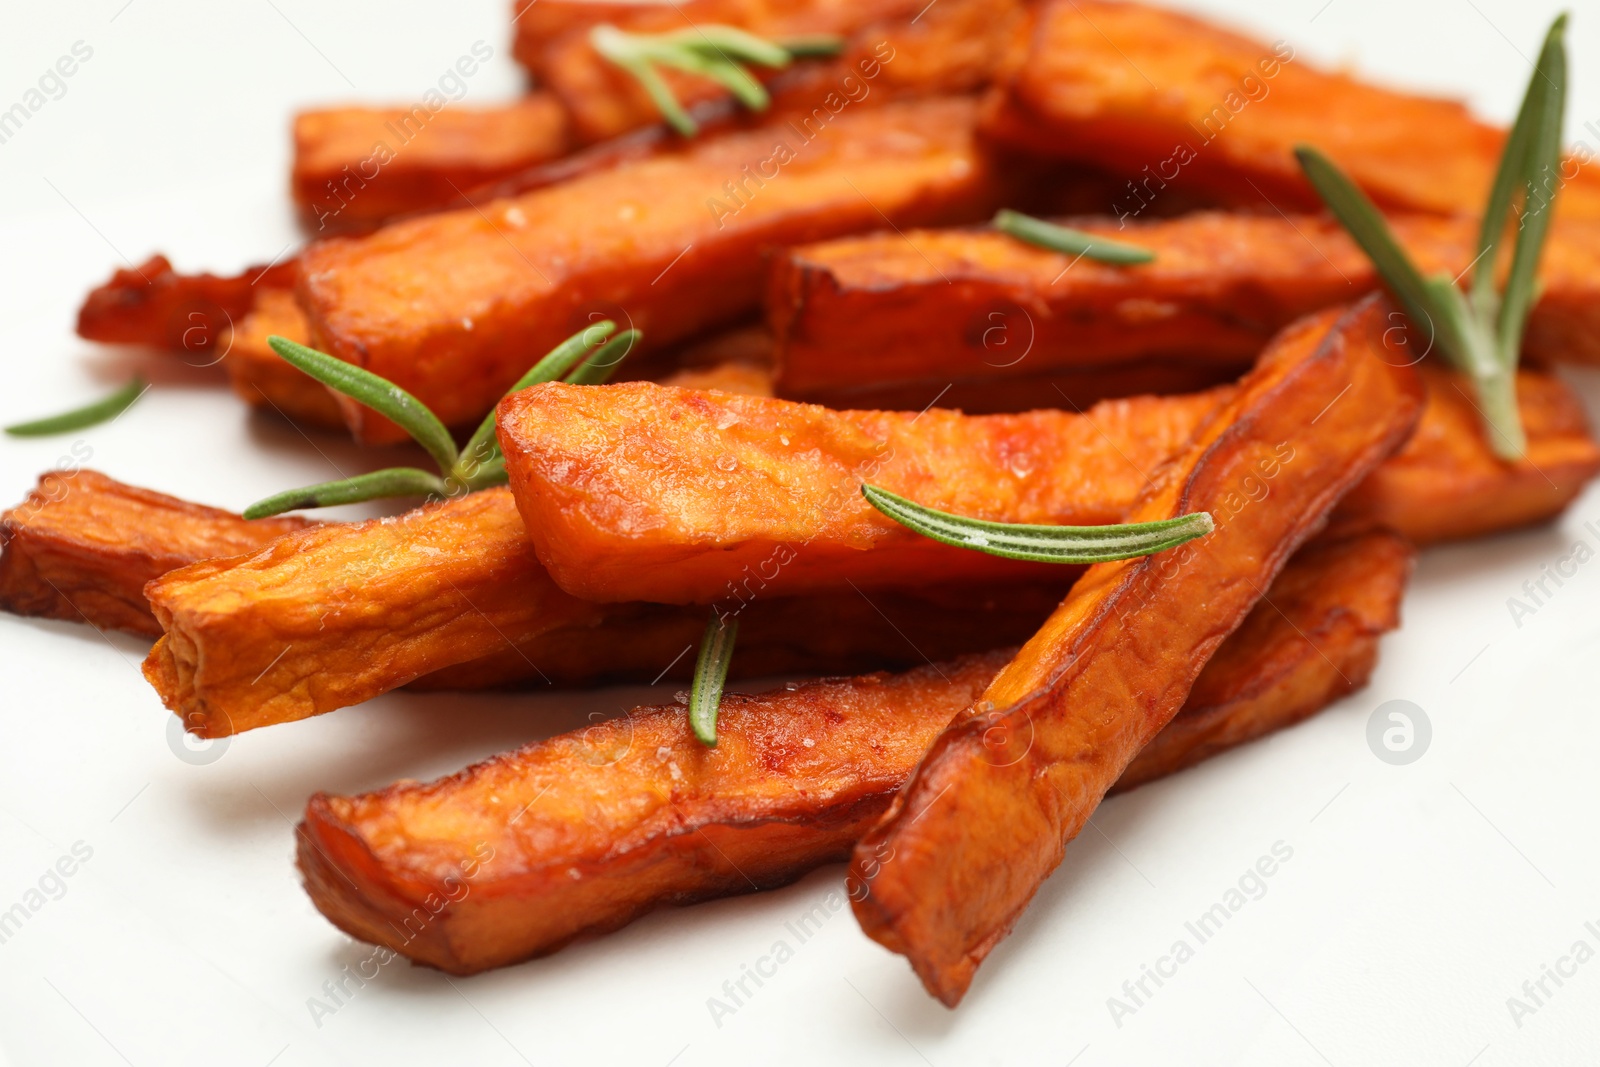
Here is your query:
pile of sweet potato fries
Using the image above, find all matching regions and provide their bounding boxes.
[5,0,1600,1006]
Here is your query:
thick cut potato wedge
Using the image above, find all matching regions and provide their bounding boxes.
[982,0,1600,220]
[0,471,312,637]
[140,487,1073,736]
[76,255,295,355]
[848,297,1425,1005]
[499,363,1597,604]
[292,96,570,233]
[297,97,1007,442]
[771,213,1600,400]
[297,522,1410,974]
[499,381,1226,603]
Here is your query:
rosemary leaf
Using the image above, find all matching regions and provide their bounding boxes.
[267,336,458,474]
[1291,149,1451,350]
[5,376,147,437]
[1496,16,1567,369]
[678,25,792,68]
[670,51,770,111]
[592,26,702,135]
[689,611,739,747]
[776,35,845,58]
[1471,48,1546,318]
[564,329,641,386]
[993,209,1155,265]
[591,24,830,136]
[863,485,1213,564]
[243,467,447,520]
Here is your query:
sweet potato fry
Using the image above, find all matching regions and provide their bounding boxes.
[297,97,1008,442]
[847,297,1425,1005]
[76,254,295,354]
[1339,365,1600,545]
[140,486,1073,736]
[292,96,571,233]
[981,0,1600,220]
[143,488,599,737]
[221,288,347,428]
[296,522,1410,974]
[770,212,1600,401]
[499,358,1596,603]
[0,471,312,637]
[499,381,1227,603]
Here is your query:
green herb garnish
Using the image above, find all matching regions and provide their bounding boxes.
[1294,14,1568,460]
[243,323,636,518]
[591,24,843,137]
[862,485,1213,564]
[993,209,1157,266]
[5,376,147,437]
[689,610,739,747]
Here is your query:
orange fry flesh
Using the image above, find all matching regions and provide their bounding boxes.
[297,522,1410,974]
[847,297,1425,1004]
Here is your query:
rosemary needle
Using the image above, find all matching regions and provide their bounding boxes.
[863,485,1213,564]
[689,611,739,747]
[5,376,147,437]
[592,24,843,137]
[993,209,1156,266]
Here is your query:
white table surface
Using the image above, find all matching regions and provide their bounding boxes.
[2,2,1598,1064]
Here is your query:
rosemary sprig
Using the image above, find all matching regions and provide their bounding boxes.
[689,610,739,746]
[1294,14,1568,460]
[591,24,843,136]
[863,485,1213,564]
[993,209,1156,266]
[244,323,637,518]
[5,376,147,437]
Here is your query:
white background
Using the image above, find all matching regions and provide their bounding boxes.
[2,1,1599,1064]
